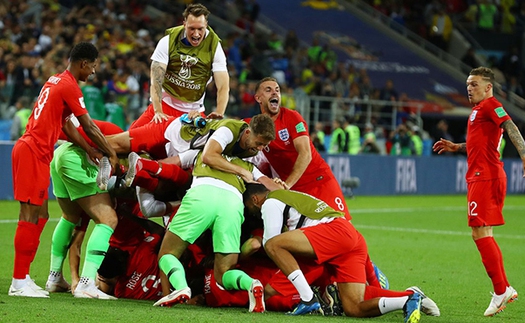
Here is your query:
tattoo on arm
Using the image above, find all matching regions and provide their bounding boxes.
[151,61,166,109]
[503,120,525,159]
[457,143,467,153]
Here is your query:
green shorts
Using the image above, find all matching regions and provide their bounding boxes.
[51,142,104,201]
[168,184,244,254]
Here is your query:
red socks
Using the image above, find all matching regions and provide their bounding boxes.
[13,221,39,279]
[475,236,509,295]
[265,294,301,312]
[139,159,189,185]
[133,171,159,192]
[157,163,190,185]
[365,257,381,288]
[138,158,161,174]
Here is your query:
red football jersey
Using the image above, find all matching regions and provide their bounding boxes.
[113,232,163,301]
[262,108,333,186]
[18,70,88,164]
[466,96,510,182]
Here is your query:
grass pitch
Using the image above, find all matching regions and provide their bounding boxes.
[0,195,524,323]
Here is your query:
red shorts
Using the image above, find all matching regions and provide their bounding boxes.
[294,175,351,220]
[467,179,506,227]
[128,117,176,159]
[130,102,186,129]
[302,218,367,283]
[12,141,49,205]
[268,260,329,297]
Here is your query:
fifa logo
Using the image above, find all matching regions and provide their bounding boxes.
[179,55,198,79]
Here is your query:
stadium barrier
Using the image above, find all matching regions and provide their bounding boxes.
[0,142,523,200]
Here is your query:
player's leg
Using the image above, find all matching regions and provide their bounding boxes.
[468,180,517,316]
[208,189,265,313]
[10,141,50,297]
[155,186,213,307]
[264,229,320,315]
[46,198,80,293]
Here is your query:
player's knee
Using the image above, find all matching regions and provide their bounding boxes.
[343,303,366,318]
[263,238,278,257]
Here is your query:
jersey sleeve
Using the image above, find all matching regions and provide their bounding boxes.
[150,35,170,64]
[261,199,286,246]
[287,111,309,141]
[212,42,228,72]
[485,100,511,126]
[209,126,234,150]
[63,84,88,117]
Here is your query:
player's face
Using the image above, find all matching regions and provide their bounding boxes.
[184,14,207,47]
[243,132,271,154]
[255,81,281,117]
[79,59,97,82]
[466,75,491,105]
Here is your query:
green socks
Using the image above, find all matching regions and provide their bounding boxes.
[80,223,113,280]
[49,217,76,272]
[159,254,188,291]
[221,269,253,291]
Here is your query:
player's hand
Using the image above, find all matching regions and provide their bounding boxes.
[206,111,224,119]
[87,147,104,165]
[240,169,255,183]
[187,110,201,119]
[432,138,455,154]
[273,177,290,190]
[152,111,169,123]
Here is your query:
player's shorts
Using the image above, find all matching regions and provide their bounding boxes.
[168,184,243,253]
[51,142,104,201]
[294,175,351,220]
[12,140,49,205]
[268,260,328,297]
[129,102,187,130]
[128,117,175,159]
[302,217,367,283]
[467,178,506,227]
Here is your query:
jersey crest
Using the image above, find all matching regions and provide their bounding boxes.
[278,128,290,141]
[470,110,478,122]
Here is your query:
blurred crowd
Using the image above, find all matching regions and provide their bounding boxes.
[0,0,523,158]
[367,0,525,100]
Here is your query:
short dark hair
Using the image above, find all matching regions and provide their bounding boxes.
[243,183,269,205]
[249,114,276,141]
[69,42,98,63]
[469,66,495,84]
[255,77,278,93]
[183,3,210,20]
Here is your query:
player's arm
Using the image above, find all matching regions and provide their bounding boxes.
[201,139,254,182]
[207,42,229,119]
[76,114,119,171]
[502,119,525,176]
[62,118,103,162]
[285,135,312,188]
[150,60,169,122]
[210,70,229,118]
